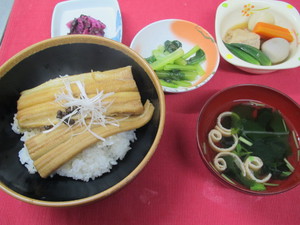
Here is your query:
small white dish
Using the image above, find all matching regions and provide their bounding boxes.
[130,19,220,93]
[215,0,300,74]
[51,0,122,42]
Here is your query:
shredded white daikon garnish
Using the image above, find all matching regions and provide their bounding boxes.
[43,79,118,141]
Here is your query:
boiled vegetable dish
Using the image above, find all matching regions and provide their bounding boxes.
[224,11,294,65]
[145,40,206,89]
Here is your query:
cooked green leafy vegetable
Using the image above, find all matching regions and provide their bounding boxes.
[221,155,266,191]
[145,40,206,88]
[149,48,185,71]
[186,48,206,65]
[164,40,182,53]
[232,104,292,180]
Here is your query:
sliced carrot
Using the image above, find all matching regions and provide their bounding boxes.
[253,22,294,42]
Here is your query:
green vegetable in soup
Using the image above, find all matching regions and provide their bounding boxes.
[222,155,266,191]
[233,104,292,176]
[210,103,295,191]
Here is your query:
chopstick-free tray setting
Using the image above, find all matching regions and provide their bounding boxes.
[51,0,122,42]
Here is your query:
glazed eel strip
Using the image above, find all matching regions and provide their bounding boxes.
[27,100,154,178]
[16,66,143,129]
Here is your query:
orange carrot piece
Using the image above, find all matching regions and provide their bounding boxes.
[253,22,294,42]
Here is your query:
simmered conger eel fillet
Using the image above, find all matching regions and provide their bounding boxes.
[29,101,154,178]
[15,66,155,178]
[17,66,144,129]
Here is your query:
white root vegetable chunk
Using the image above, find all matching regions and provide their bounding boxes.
[261,38,290,64]
[248,11,275,31]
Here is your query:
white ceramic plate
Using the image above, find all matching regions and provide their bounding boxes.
[130,19,219,93]
[51,0,122,42]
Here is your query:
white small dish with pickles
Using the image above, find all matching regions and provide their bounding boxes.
[51,0,122,42]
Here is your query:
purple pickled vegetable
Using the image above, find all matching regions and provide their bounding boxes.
[67,15,106,36]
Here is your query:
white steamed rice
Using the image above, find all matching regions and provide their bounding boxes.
[12,114,137,182]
